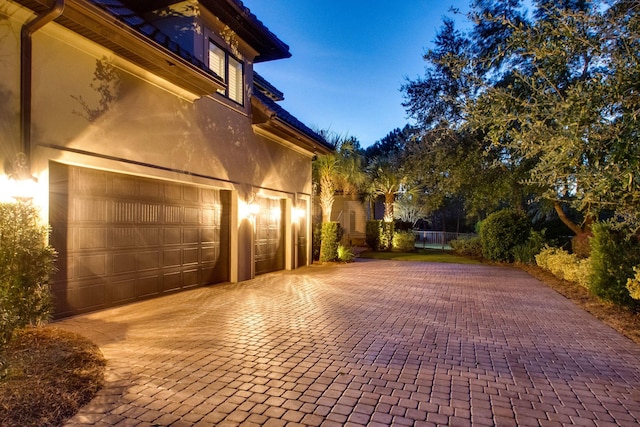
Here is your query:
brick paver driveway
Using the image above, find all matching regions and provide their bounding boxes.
[58,260,640,426]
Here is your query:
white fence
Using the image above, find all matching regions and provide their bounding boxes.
[413,231,476,249]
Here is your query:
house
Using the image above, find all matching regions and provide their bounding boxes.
[0,0,332,318]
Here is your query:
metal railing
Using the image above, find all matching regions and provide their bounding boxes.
[413,231,476,250]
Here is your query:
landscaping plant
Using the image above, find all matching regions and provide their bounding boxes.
[392,230,416,252]
[479,209,531,262]
[589,222,640,308]
[0,202,56,351]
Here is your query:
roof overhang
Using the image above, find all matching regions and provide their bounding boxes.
[251,95,333,158]
[122,0,291,63]
[16,0,225,98]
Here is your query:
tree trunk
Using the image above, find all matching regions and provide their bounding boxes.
[553,200,584,235]
[383,192,395,223]
[320,176,335,223]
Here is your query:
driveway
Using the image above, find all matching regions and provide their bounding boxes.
[57,260,640,426]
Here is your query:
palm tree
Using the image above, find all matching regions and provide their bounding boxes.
[366,155,405,223]
[313,135,365,223]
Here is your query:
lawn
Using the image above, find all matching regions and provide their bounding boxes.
[359,248,482,264]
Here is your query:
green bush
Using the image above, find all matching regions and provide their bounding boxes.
[589,222,640,307]
[450,236,483,257]
[380,221,395,251]
[312,222,322,261]
[513,230,547,264]
[366,220,381,251]
[392,231,416,252]
[0,202,56,350]
[337,245,356,263]
[480,209,531,262]
[535,246,591,288]
[627,267,640,300]
[319,222,342,262]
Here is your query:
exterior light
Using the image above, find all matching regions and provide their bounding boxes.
[240,192,260,219]
[3,153,39,203]
[293,207,305,222]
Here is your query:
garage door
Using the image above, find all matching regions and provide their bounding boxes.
[49,162,230,318]
[254,197,284,275]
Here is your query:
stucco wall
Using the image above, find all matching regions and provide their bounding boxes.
[0,2,313,282]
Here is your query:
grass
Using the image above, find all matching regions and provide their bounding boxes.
[359,248,482,264]
[0,327,106,427]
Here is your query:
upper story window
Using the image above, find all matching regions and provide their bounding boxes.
[208,39,244,105]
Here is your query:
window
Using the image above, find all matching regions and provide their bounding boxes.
[208,40,244,105]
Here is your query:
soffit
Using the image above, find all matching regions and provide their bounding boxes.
[16,0,225,97]
[121,0,291,63]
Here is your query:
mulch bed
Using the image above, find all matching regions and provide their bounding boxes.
[0,327,106,427]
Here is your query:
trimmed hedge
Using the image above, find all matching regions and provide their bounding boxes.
[535,246,591,288]
[480,209,531,262]
[319,221,342,262]
[392,231,416,252]
[366,220,381,251]
[450,236,482,257]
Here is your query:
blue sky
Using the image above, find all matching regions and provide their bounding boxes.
[243,1,471,147]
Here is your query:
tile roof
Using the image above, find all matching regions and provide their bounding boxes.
[89,0,220,81]
[253,90,330,150]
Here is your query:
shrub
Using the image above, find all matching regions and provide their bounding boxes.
[627,267,640,300]
[480,209,531,262]
[312,222,322,261]
[589,222,640,307]
[337,245,356,263]
[319,221,341,262]
[571,232,592,258]
[0,202,56,350]
[450,236,483,257]
[380,221,395,251]
[392,231,416,252]
[535,246,591,288]
[513,230,547,264]
[366,220,381,251]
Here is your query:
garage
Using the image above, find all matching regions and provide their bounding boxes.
[48,162,230,318]
[254,197,285,275]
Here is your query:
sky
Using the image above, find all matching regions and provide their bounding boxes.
[243,1,471,148]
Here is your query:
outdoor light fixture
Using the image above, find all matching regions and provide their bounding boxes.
[293,206,305,222]
[241,192,260,219]
[4,152,38,202]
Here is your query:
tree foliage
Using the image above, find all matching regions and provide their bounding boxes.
[402,0,640,234]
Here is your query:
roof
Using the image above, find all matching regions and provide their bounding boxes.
[252,90,333,155]
[120,0,291,63]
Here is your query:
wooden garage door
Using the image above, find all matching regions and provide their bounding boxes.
[254,197,284,275]
[49,162,230,318]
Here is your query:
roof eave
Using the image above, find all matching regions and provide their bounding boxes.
[251,96,333,157]
[17,0,225,97]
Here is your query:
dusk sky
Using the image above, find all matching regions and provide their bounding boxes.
[243,1,471,147]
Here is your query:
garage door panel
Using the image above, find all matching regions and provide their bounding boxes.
[184,228,199,244]
[77,228,107,250]
[138,275,160,297]
[77,254,107,278]
[163,271,182,291]
[163,249,182,267]
[110,278,136,304]
[139,251,161,270]
[113,253,136,274]
[184,248,199,265]
[49,162,230,318]
[164,228,182,245]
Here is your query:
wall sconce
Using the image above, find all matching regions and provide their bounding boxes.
[3,153,38,203]
[293,207,306,222]
[240,192,260,219]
